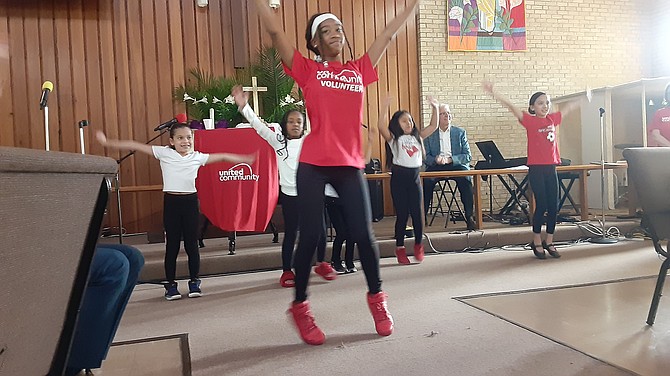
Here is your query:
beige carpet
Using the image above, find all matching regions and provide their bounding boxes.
[95,334,191,376]
[112,238,667,376]
[457,276,670,376]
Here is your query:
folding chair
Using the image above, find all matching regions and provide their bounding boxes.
[427,179,465,228]
[623,147,670,325]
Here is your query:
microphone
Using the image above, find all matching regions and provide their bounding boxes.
[39,81,53,110]
[599,108,605,117]
[154,113,187,131]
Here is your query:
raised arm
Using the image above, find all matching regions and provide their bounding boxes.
[207,152,256,165]
[96,131,154,156]
[232,85,283,149]
[367,0,419,67]
[419,96,439,139]
[377,96,393,142]
[482,80,524,122]
[251,0,295,69]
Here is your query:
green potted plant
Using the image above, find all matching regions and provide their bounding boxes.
[173,47,303,128]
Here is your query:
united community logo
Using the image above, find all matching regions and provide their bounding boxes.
[218,163,260,182]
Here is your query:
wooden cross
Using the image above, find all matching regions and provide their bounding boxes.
[242,77,268,115]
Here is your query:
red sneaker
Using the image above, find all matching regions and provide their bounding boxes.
[314,262,337,281]
[395,247,411,265]
[413,243,425,262]
[367,292,394,336]
[279,270,295,288]
[287,301,325,345]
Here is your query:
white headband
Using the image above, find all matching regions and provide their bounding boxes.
[310,13,342,40]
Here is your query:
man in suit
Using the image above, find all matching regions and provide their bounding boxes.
[423,103,475,230]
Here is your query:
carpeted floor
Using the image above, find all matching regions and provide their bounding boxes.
[458,276,670,376]
[94,334,191,376]
[111,232,667,376]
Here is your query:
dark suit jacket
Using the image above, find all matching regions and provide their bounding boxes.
[424,125,472,169]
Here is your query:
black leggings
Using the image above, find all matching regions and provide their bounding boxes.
[326,196,354,265]
[293,163,381,302]
[163,193,200,282]
[279,193,300,271]
[390,165,423,247]
[528,165,559,234]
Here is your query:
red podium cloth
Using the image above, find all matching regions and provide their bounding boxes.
[194,128,278,231]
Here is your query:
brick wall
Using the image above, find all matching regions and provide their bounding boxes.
[648,0,670,77]
[417,0,648,213]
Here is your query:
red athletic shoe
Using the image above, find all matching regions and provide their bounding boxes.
[314,262,337,281]
[367,292,394,336]
[287,301,326,345]
[414,243,425,262]
[395,246,411,265]
[280,270,295,288]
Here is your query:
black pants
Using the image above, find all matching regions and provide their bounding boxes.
[293,163,381,302]
[325,196,355,266]
[528,165,559,234]
[163,193,200,282]
[423,163,474,218]
[391,165,423,247]
[279,192,300,271]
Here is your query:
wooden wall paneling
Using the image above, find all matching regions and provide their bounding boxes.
[126,0,150,231]
[8,7,29,149]
[52,3,75,153]
[68,0,89,155]
[281,0,297,51]
[207,0,224,77]
[82,0,103,155]
[194,5,211,70]
[292,0,307,55]
[154,0,173,118]
[405,0,419,122]
[230,0,248,68]
[246,0,261,66]
[167,0,186,114]
[96,1,118,158]
[219,0,235,77]
[38,1,60,151]
[23,6,43,150]
[391,0,406,118]
[363,0,380,161]
[140,0,164,232]
[0,4,15,146]
[110,0,137,233]
[180,0,198,82]
[152,1,175,231]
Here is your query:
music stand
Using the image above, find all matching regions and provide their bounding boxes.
[475,140,505,165]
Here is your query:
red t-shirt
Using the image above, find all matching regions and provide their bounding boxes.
[520,112,562,165]
[648,107,670,147]
[283,50,379,168]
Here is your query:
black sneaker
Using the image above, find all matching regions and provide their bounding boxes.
[466,216,476,231]
[331,261,347,274]
[164,281,181,301]
[188,279,202,298]
[345,264,358,274]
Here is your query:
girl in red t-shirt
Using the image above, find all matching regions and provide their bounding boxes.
[252,0,419,345]
[648,83,670,147]
[482,81,578,260]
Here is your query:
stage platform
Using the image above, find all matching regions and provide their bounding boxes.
[100,211,642,283]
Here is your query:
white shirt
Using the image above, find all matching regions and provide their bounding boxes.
[242,104,304,196]
[152,146,209,193]
[439,127,452,158]
[388,135,423,168]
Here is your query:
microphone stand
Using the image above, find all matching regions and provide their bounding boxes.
[590,108,618,244]
[42,105,50,151]
[114,128,170,244]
